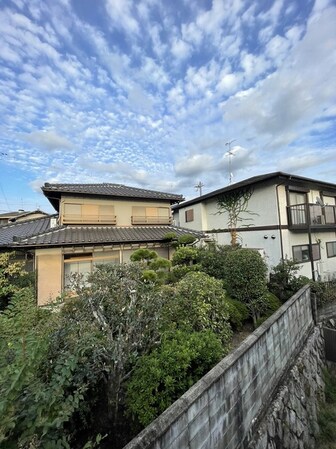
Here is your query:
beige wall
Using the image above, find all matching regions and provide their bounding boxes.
[60,196,172,226]
[36,248,63,305]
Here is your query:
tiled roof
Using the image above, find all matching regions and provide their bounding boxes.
[12,225,205,248]
[42,183,184,202]
[0,216,54,246]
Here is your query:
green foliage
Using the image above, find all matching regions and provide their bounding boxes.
[177,235,196,246]
[130,249,158,263]
[225,297,249,330]
[311,280,336,307]
[0,289,87,448]
[166,263,202,283]
[126,330,223,426]
[0,252,32,310]
[216,187,255,246]
[69,264,166,429]
[162,272,232,345]
[197,245,234,280]
[223,248,268,326]
[318,368,336,448]
[268,258,309,303]
[171,247,200,266]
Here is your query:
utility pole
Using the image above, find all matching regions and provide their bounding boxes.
[225,139,236,185]
[195,181,204,196]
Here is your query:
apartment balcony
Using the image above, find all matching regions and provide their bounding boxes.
[62,214,117,225]
[131,215,172,225]
[287,204,336,231]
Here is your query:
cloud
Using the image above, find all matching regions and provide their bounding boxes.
[104,0,140,35]
[22,130,74,151]
[222,6,336,147]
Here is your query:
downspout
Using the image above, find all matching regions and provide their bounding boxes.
[276,182,285,262]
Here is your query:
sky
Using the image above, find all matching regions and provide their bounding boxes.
[0,0,335,213]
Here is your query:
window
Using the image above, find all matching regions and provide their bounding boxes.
[132,206,170,224]
[327,242,336,258]
[292,244,320,263]
[185,209,194,222]
[64,251,119,288]
[63,202,116,224]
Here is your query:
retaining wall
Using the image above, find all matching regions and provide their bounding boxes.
[124,285,314,449]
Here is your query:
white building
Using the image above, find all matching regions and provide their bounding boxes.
[173,172,336,281]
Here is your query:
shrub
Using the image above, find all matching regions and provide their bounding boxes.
[225,297,249,330]
[223,248,268,326]
[126,330,223,426]
[268,259,309,303]
[197,245,234,280]
[171,247,200,266]
[162,272,232,345]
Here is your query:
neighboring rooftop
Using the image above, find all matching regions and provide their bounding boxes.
[10,225,205,248]
[0,216,54,247]
[172,172,336,210]
[42,183,184,211]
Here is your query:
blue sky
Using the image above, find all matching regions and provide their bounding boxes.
[0,0,335,213]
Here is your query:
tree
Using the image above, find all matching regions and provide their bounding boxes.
[0,252,32,310]
[216,187,256,246]
[69,263,166,432]
[223,248,268,326]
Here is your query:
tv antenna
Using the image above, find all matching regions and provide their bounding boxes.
[225,139,236,185]
[195,181,204,196]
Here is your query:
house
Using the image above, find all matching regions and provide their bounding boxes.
[0,209,49,225]
[1,183,203,305]
[172,172,336,281]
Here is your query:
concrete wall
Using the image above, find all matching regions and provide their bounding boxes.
[123,285,314,449]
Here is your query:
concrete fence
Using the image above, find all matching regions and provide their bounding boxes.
[123,285,313,449]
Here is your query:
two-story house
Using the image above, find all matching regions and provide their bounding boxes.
[2,183,203,305]
[173,172,336,281]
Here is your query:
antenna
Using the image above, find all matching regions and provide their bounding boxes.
[225,139,236,185]
[195,181,204,196]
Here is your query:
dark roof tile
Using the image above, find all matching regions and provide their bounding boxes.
[0,216,54,246]
[13,225,205,248]
[42,183,184,202]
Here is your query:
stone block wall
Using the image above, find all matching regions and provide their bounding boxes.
[250,327,325,449]
[124,285,316,449]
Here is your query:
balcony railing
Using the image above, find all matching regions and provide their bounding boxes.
[287,204,336,229]
[131,216,172,225]
[63,214,117,225]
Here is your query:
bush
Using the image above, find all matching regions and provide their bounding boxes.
[268,259,309,303]
[225,297,249,330]
[162,272,232,345]
[171,247,200,266]
[223,249,268,326]
[197,245,234,280]
[126,330,223,426]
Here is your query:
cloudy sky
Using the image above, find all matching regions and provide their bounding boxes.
[0,0,335,213]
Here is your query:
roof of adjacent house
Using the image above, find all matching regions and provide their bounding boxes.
[172,171,336,210]
[0,209,48,220]
[42,183,184,211]
[0,216,54,246]
[9,225,205,248]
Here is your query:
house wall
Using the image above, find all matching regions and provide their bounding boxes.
[36,244,172,305]
[36,248,63,305]
[60,196,172,226]
[174,183,336,279]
